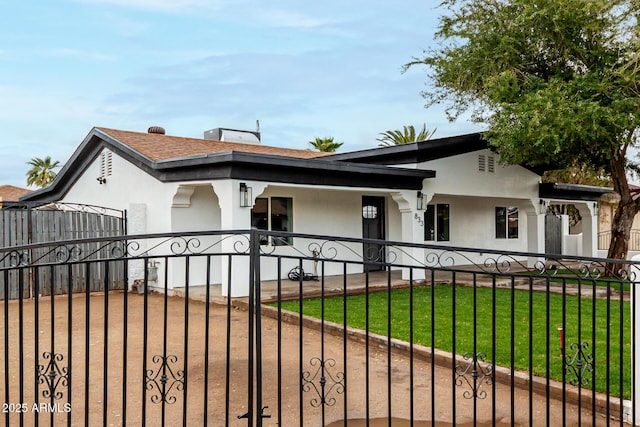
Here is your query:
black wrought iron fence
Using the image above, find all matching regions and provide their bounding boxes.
[0,229,636,426]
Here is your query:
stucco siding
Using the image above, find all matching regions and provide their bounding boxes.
[418,149,540,200]
[61,148,172,232]
[427,195,529,253]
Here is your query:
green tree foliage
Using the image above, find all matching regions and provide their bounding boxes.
[377,124,436,146]
[309,137,343,153]
[543,163,613,227]
[26,156,60,188]
[405,0,640,260]
[542,164,612,189]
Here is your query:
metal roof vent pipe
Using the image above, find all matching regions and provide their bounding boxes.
[148,126,166,135]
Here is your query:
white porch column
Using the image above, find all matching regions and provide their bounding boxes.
[575,202,598,258]
[214,180,268,297]
[525,200,546,267]
[127,203,147,290]
[391,191,426,281]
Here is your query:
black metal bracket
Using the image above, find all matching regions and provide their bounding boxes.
[237,406,271,420]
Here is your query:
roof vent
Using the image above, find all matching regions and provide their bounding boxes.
[148,126,166,135]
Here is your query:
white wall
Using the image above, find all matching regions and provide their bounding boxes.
[425,195,530,253]
[255,186,402,279]
[418,149,541,200]
[168,185,222,288]
[62,148,173,233]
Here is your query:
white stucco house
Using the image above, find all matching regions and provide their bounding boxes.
[21,126,611,296]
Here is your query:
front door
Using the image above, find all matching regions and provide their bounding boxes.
[362,196,386,271]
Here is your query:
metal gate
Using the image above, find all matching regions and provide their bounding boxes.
[0,229,636,425]
[545,213,562,255]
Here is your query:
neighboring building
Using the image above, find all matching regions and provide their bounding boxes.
[21,126,610,296]
[0,185,31,207]
[597,185,640,254]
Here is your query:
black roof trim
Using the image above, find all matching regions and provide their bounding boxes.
[539,182,614,201]
[21,128,435,202]
[326,133,488,165]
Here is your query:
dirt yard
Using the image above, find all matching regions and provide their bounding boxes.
[0,291,608,426]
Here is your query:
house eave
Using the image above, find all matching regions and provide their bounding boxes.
[325,133,488,165]
[539,182,614,202]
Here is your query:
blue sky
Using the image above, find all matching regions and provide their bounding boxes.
[0,0,482,188]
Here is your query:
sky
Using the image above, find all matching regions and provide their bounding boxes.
[0,0,483,188]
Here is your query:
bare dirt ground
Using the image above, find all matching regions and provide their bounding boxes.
[0,291,611,426]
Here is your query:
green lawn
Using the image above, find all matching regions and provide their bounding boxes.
[275,284,631,399]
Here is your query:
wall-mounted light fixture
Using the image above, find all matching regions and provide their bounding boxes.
[416,191,426,211]
[539,199,547,214]
[240,182,252,207]
[97,177,107,185]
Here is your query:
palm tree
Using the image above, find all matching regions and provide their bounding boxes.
[377,124,436,147]
[309,137,343,153]
[26,156,61,188]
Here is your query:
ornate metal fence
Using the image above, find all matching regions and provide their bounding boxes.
[0,229,636,426]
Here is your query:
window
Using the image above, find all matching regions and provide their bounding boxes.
[424,204,450,242]
[251,197,293,245]
[496,207,518,239]
[362,205,378,219]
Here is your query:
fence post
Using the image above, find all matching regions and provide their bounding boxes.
[631,255,640,424]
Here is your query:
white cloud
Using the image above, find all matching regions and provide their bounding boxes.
[73,0,224,13]
[257,10,333,29]
[42,48,117,62]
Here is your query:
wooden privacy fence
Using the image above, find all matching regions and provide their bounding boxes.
[0,202,126,299]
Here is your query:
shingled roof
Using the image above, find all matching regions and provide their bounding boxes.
[97,128,330,161]
[0,185,31,202]
[20,126,435,203]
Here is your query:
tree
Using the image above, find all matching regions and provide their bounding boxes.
[309,137,343,153]
[26,156,60,188]
[405,0,640,261]
[377,124,436,146]
[543,163,613,227]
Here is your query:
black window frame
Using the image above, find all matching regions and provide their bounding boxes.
[424,203,450,242]
[251,196,293,246]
